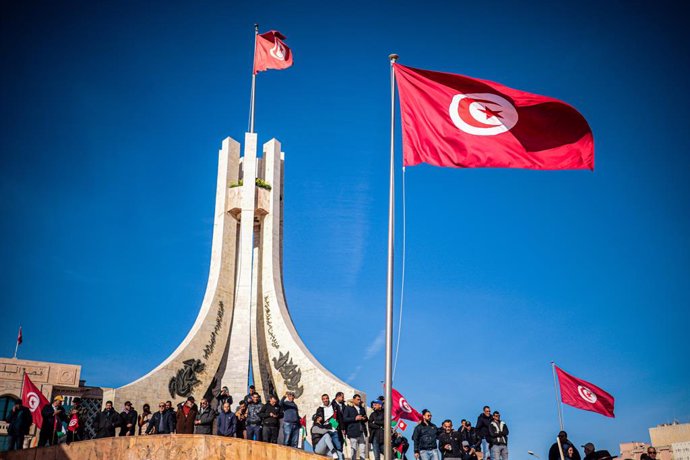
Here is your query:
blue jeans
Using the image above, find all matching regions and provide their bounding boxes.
[482,438,491,460]
[247,424,262,441]
[372,440,384,460]
[491,445,508,460]
[330,431,343,452]
[420,449,441,460]
[282,422,299,447]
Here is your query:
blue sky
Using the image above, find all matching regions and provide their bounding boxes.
[2,0,689,456]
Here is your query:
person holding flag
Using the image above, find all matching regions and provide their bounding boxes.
[38,396,68,447]
[66,397,87,444]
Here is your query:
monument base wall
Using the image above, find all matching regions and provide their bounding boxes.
[0,435,324,460]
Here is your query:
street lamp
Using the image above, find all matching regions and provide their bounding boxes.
[528,451,541,459]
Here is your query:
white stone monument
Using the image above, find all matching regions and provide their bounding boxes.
[103,134,363,419]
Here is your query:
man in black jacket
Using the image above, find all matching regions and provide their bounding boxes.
[5,401,32,450]
[259,395,282,443]
[488,411,508,460]
[412,409,440,460]
[476,406,492,460]
[280,391,301,447]
[147,401,175,434]
[343,394,368,460]
[460,421,480,450]
[582,443,614,460]
[216,386,233,414]
[549,432,581,460]
[194,398,216,435]
[38,396,69,446]
[368,399,386,460]
[94,401,121,438]
[332,392,347,446]
[438,419,462,460]
[119,401,138,436]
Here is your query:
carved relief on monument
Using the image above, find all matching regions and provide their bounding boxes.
[264,296,304,398]
[168,359,206,398]
[58,368,77,385]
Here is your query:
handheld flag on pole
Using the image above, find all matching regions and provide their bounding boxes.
[554,364,615,417]
[21,373,50,428]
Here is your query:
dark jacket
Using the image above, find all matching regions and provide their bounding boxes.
[412,421,440,453]
[6,406,33,436]
[69,404,88,439]
[311,421,333,446]
[119,409,138,436]
[217,409,237,436]
[342,401,367,438]
[460,449,479,460]
[94,408,121,438]
[438,430,463,458]
[280,397,300,424]
[176,404,199,434]
[246,401,264,425]
[550,441,581,460]
[195,407,216,434]
[460,427,480,449]
[584,450,614,460]
[259,402,282,427]
[40,403,69,442]
[216,392,233,413]
[147,411,175,434]
[488,420,508,446]
[475,414,492,440]
[368,408,385,444]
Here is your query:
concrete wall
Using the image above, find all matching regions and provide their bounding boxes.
[0,435,325,460]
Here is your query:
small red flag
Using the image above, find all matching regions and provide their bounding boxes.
[555,365,615,417]
[393,64,594,170]
[17,326,22,345]
[21,373,50,428]
[397,419,408,431]
[67,414,79,432]
[253,30,293,74]
[299,415,306,427]
[391,387,423,422]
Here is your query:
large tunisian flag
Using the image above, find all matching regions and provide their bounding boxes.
[391,387,423,422]
[555,365,615,417]
[393,64,594,170]
[21,373,50,427]
[254,31,293,74]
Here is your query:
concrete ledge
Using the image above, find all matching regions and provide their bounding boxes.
[0,435,324,460]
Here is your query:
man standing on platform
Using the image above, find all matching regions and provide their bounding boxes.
[332,392,347,447]
[66,397,87,443]
[550,432,581,460]
[488,411,509,460]
[280,390,301,448]
[217,402,237,437]
[368,399,386,460]
[246,392,263,441]
[38,396,69,446]
[343,394,368,460]
[438,419,462,460]
[194,398,216,434]
[176,397,198,434]
[476,406,492,460]
[5,401,32,450]
[119,401,138,436]
[147,402,175,435]
[412,409,440,460]
[94,400,121,439]
[259,395,282,443]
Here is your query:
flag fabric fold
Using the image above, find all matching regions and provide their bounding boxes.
[17,326,23,345]
[254,30,293,74]
[555,365,615,417]
[393,63,594,170]
[391,387,423,422]
[21,373,50,428]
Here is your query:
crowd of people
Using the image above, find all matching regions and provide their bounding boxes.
[4,388,616,460]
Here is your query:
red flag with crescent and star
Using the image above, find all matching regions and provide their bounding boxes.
[555,365,615,417]
[21,373,50,428]
[391,387,423,422]
[393,64,594,170]
[254,30,293,74]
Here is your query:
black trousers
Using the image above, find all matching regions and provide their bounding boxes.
[262,425,279,443]
[7,434,24,450]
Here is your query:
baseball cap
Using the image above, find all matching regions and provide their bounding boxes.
[53,395,64,402]
[582,443,595,450]
[462,441,470,447]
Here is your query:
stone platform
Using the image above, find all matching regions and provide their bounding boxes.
[0,435,324,460]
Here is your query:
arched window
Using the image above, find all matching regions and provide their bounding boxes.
[0,395,19,421]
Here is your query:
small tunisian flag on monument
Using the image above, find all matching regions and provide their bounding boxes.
[393,64,594,170]
[254,30,293,74]
[555,365,615,417]
[22,373,50,428]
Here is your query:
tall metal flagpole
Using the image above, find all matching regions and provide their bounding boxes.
[384,53,399,460]
[551,362,565,431]
[249,23,259,133]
